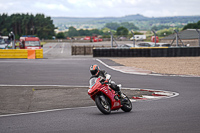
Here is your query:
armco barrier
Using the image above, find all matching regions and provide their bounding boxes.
[0,49,28,58]
[93,47,200,57]
[0,49,43,59]
[35,49,43,58]
[27,50,36,59]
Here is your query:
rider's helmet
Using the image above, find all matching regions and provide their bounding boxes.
[90,64,100,76]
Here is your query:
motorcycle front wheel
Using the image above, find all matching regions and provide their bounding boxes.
[121,96,132,112]
[95,95,111,115]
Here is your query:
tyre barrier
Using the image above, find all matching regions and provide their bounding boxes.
[93,47,200,57]
[0,49,43,59]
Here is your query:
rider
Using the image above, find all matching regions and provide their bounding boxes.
[89,64,124,99]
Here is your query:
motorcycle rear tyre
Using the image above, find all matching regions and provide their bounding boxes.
[95,95,111,115]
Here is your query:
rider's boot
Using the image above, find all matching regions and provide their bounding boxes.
[117,85,127,102]
[117,84,124,98]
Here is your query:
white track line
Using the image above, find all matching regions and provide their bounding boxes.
[0,84,88,87]
[96,59,139,75]
[61,43,64,53]
[43,43,58,54]
[0,106,96,118]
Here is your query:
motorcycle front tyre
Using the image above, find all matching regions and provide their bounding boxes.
[95,95,111,115]
[121,97,132,112]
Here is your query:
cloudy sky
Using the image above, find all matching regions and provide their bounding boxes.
[0,0,200,17]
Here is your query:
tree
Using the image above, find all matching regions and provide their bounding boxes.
[105,22,120,30]
[151,25,171,31]
[0,13,55,39]
[68,26,79,37]
[116,26,129,36]
[78,29,86,36]
[90,29,103,35]
[121,22,139,30]
[0,13,10,35]
[183,20,200,30]
[133,31,143,35]
[104,22,139,31]
[101,27,111,33]
[155,27,182,37]
[56,32,65,39]
[156,28,173,37]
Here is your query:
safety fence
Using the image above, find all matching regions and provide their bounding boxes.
[43,39,90,43]
[0,49,43,59]
[93,47,200,57]
[72,45,110,55]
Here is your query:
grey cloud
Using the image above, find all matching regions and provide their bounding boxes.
[0,0,199,17]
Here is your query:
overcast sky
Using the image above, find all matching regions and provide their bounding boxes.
[0,0,200,18]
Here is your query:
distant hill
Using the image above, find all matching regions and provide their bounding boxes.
[52,14,148,23]
[52,14,200,30]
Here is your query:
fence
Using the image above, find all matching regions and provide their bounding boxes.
[72,45,110,55]
[93,47,200,57]
[43,39,90,43]
[160,39,199,47]
[42,37,131,43]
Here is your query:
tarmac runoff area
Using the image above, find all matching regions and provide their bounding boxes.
[0,85,179,116]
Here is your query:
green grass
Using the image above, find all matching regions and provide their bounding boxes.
[41,42,47,47]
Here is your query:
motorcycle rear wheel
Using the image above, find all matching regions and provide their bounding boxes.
[95,95,111,115]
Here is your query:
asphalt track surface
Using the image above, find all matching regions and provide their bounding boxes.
[0,43,200,133]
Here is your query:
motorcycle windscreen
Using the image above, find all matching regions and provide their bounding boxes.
[89,77,98,88]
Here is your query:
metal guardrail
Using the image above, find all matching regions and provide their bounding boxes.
[0,49,43,59]
[35,49,43,58]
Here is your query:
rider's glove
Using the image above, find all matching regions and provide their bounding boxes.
[104,79,109,84]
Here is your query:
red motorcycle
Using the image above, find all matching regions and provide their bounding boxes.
[88,77,132,114]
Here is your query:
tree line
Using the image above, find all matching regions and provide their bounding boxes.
[0,13,55,39]
[183,20,200,30]
[57,20,200,39]
[2,13,197,40]
[56,26,133,39]
[104,22,139,31]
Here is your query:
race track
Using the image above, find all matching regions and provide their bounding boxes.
[0,43,200,133]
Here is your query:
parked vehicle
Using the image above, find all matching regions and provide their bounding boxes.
[119,42,170,48]
[119,37,127,41]
[130,35,146,41]
[19,36,41,49]
[84,36,103,42]
[118,44,133,48]
[156,43,171,47]
[0,37,8,49]
[84,36,91,40]
[93,37,103,42]
[88,77,132,114]
[135,42,155,47]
